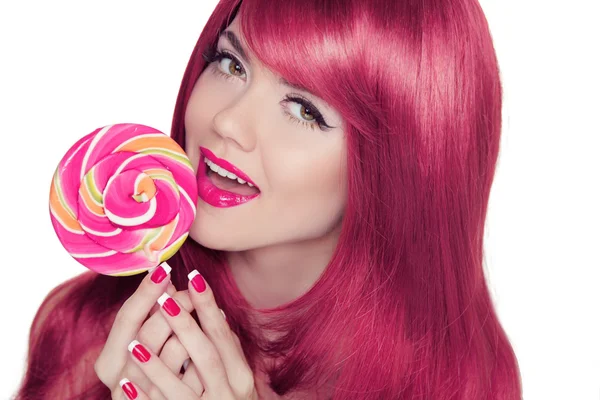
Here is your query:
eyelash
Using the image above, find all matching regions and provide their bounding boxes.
[202,47,333,131]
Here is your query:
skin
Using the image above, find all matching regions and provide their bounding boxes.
[184,15,347,309]
[95,14,346,399]
[95,264,261,399]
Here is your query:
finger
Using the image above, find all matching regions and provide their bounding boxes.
[181,361,205,396]
[187,270,254,395]
[127,339,198,400]
[155,293,235,396]
[115,378,150,400]
[137,290,194,355]
[118,286,184,400]
[117,363,154,400]
[129,290,193,400]
[159,335,190,375]
[95,262,173,388]
[149,282,178,316]
[119,358,169,400]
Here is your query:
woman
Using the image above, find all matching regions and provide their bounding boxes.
[15,0,522,398]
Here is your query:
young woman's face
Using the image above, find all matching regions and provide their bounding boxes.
[184,15,347,251]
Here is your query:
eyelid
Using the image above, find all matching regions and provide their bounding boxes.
[205,46,249,82]
[282,95,335,130]
[208,46,335,131]
[218,45,249,72]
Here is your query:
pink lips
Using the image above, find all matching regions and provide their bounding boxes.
[197,146,260,208]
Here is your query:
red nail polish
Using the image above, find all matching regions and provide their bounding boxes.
[150,263,171,284]
[128,341,151,363]
[158,294,181,316]
[120,379,138,399]
[188,270,206,293]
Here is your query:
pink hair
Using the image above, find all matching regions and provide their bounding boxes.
[15,0,522,398]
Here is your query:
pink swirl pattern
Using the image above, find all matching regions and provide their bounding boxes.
[49,123,197,276]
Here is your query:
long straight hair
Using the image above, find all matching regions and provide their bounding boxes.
[15,0,522,398]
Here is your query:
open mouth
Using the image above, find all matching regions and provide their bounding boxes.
[203,157,260,196]
[196,146,261,208]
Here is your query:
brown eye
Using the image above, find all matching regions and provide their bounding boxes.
[209,49,246,79]
[228,59,243,76]
[299,105,315,121]
[282,95,333,131]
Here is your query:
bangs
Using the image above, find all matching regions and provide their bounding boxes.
[235,0,364,119]
[230,0,416,137]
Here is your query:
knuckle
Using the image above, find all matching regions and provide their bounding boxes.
[162,336,187,358]
[137,317,171,352]
[162,335,179,351]
[136,323,162,350]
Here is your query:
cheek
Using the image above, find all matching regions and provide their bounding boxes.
[266,146,347,218]
[183,75,215,171]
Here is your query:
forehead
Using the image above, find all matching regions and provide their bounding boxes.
[227,13,242,32]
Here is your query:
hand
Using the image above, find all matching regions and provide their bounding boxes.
[95,263,198,398]
[122,268,258,399]
[118,286,206,399]
[94,263,258,399]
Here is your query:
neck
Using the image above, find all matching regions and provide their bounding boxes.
[226,226,341,310]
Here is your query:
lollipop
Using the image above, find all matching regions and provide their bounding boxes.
[49,123,198,276]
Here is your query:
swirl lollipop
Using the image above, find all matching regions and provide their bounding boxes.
[49,123,197,276]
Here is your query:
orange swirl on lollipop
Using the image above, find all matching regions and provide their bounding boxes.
[49,123,198,276]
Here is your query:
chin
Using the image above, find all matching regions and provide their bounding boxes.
[188,199,260,251]
[188,225,246,252]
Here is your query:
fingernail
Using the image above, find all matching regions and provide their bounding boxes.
[128,340,151,363]
[188,270,206,293]
[150,262,171,284]
[220,309,226,321]
[120,378,138,399]
[157,293,181,316]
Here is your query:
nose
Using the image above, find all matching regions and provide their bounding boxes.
[211,90,259,152]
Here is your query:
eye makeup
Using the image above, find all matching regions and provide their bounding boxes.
[202,45,335,132]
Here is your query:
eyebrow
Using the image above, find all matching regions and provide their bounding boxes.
[220,31,249,65]
[220,30,310,93]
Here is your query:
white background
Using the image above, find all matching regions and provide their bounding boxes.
[0,1,598,399]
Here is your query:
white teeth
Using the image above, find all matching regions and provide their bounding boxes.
[208,162,220,173]
[204,157,256,188]
[217,167,228,177]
